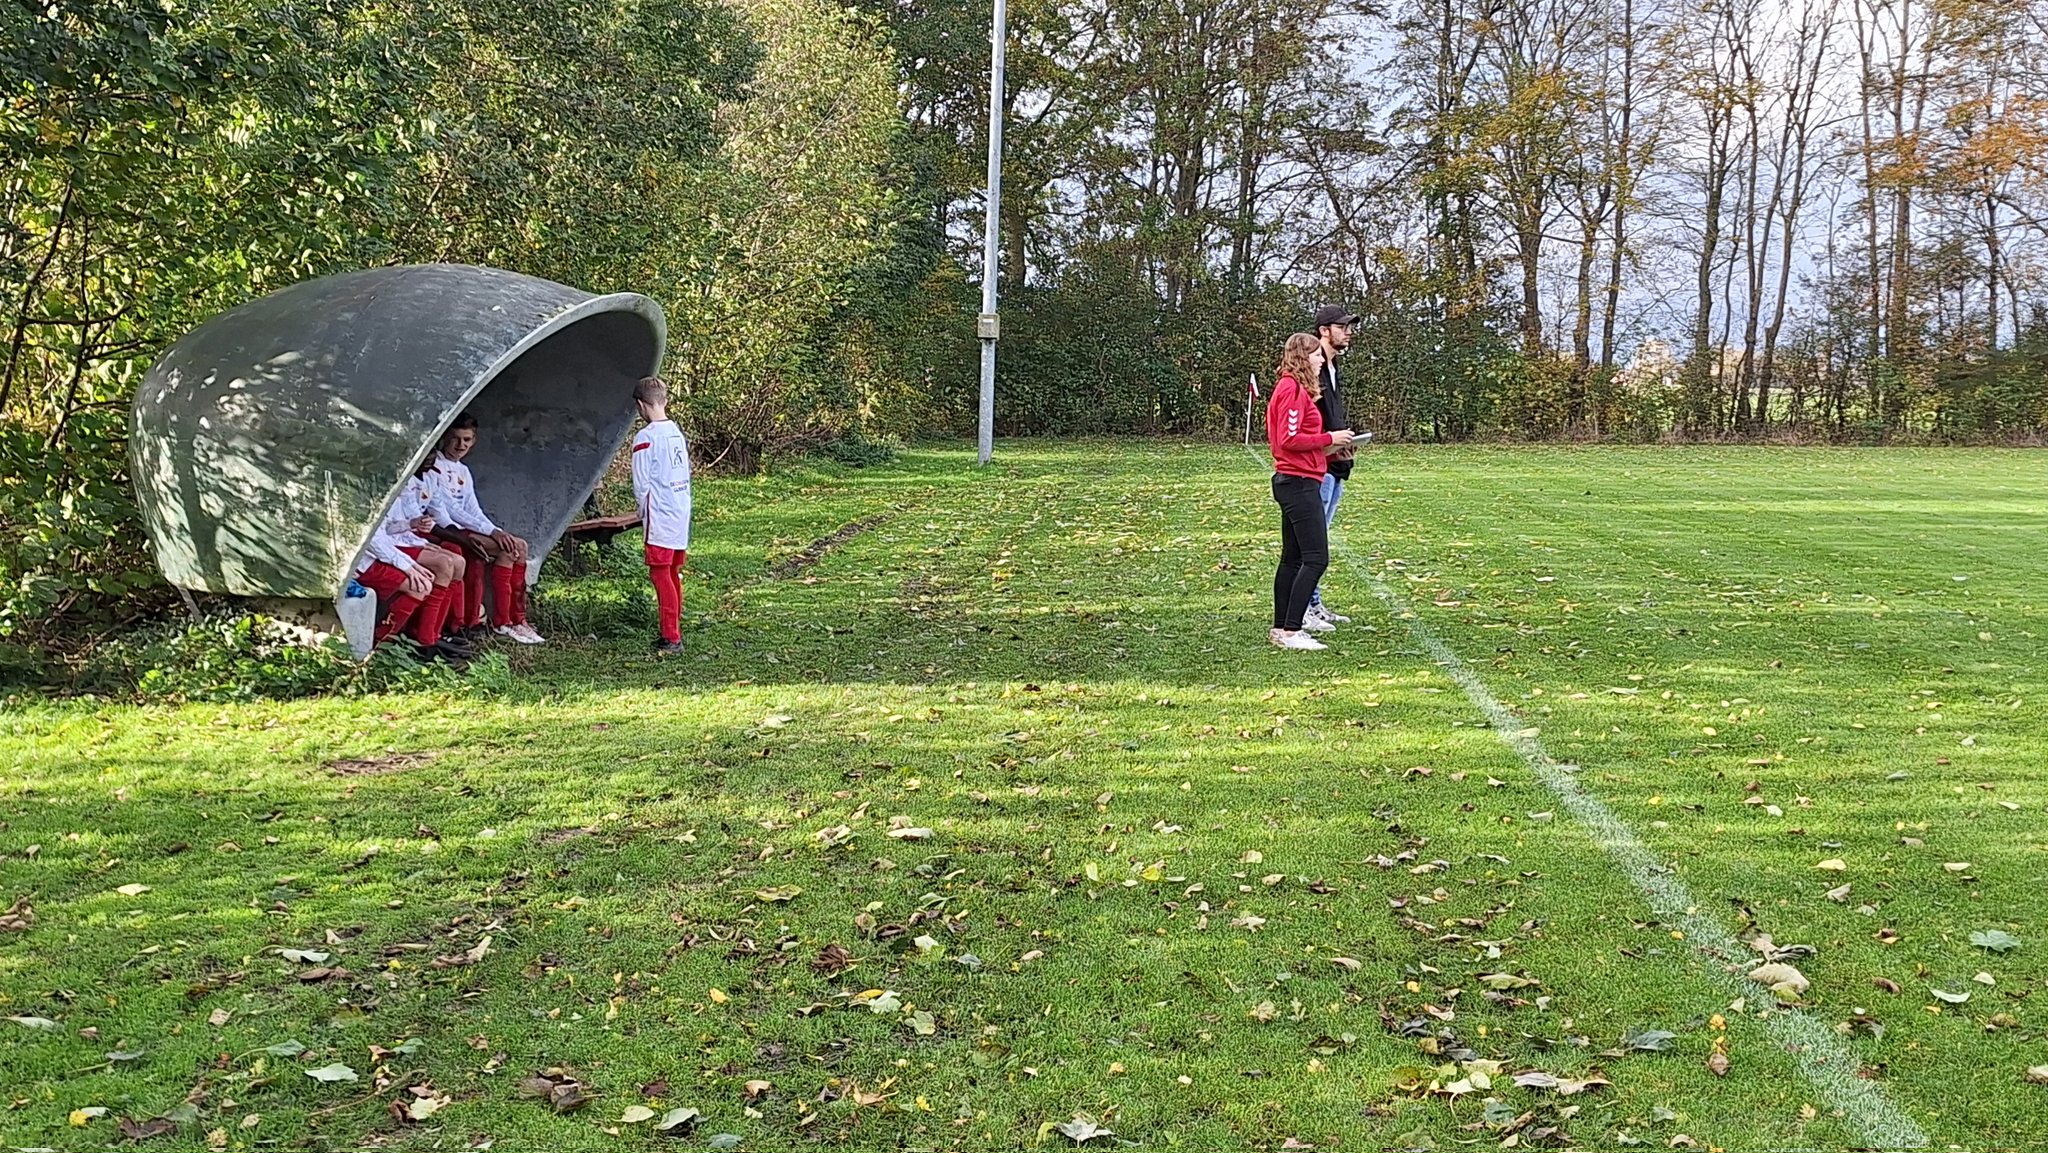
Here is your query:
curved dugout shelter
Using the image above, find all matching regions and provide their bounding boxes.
[131,264,666,655]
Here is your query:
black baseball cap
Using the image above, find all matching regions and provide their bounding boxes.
[1313,304,1360,328]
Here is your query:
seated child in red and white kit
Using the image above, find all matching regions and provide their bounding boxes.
[430,412,543,645]
[352,459,473,663]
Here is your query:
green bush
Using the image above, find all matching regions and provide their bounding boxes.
[529,570,657,642]
[70,614,455,703]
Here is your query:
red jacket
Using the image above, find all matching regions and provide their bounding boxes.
[1267,375,1331,480]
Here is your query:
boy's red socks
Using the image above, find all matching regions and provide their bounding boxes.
[489,564,518,628]
[651,564,681,644]
[410,585,451,647]
[375,594,424,645]
[463,558,487,628]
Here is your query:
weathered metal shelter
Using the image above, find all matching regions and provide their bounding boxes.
[129,264,666,655]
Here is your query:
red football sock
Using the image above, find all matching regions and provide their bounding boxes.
[513,571,531,626]
[444,571,467,633]
[410,584,451,647]
[651,564,680,643]
[375,594,424,645]
[487,564,515,628]
[463,557,486,628]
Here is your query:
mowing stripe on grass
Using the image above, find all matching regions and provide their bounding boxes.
[1240,447,1929,1148]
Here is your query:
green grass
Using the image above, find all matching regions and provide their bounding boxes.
[2,441,2043,1151]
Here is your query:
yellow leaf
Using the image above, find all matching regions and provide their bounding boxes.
[708,988,729,1004]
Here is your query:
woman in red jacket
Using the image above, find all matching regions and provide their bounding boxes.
[1267,332,1358,650]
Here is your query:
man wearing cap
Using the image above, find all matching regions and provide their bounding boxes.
[1305,305,1360,631]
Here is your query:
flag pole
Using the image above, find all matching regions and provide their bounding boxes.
[1245,374,1257,447]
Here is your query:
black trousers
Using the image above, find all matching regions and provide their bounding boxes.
[1271,473,1329,630]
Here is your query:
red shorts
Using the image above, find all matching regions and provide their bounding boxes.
[355,547,425,596]
[645,545,687,567]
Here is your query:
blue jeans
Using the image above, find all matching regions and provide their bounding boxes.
[1308,474,1342,607]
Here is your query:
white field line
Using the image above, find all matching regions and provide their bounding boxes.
[1246,449,1930,1148]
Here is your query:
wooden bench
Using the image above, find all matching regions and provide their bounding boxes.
[560,513,641,572]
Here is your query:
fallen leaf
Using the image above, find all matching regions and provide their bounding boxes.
[1943,862,1973,873]
[117,1116,179,1141]
[116,883,152,897]
[0,896,33,931]
[207,1008,231,1027]
[886,827,934,841]
[620,1105,657,1124]
[1054,1114,1116,1144]
[1621,1026,1677,1052]
[656,1106,701,1132]
[754,885,802,903]
[1706,1051,1730,1077]
[431,935,492,968]
[1824,884,1852,902]
[69,1106,109,1126]
[401,1093,450,1122]
[263,1039,307,1057]
[7,1015,58,1030]
[1512,1070,1611,1095]
[305,1063,358,1083]
[1747,962,1810,1001]
[1971,929,2021,954]
[1930,987,1971,1004]
[1813,859,1846,872]
[2027,1065,2048,1085]
[1329,956,1362,973]
[276,948,330,964]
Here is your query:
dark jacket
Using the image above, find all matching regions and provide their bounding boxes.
[1315,358,1352,481]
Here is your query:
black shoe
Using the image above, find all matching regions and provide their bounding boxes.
[653,640,684,658]
[435,634,477,658]
[457,624,491,643]
[417,641,472,667]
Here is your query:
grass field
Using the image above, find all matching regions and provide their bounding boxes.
[2,440,2043,1151]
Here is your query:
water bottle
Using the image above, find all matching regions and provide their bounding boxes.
[345,578,368,599]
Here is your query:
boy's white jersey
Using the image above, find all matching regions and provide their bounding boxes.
[431,453,498,535]
[631,419,692,550]
[381,468,455,549]
[353,522,418,575]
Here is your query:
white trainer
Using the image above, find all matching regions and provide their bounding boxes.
[513,624,546,645]
[1313,605,1351,623]
[1275,629,1327,651]
[1298,613,1335,633]
[496,624,542,645]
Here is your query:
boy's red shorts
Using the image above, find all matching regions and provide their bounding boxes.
[355,547,424,596]
[644,545,686,566]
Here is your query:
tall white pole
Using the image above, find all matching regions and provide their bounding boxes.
[976,0,1007,467]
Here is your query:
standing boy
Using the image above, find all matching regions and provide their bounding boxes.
[630,376,691,657]
[431,413,544,645]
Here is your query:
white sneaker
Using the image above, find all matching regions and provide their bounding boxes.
[1317,607,1351,624]
[1274,629,1327,651]
[514,624,546,645]
[1299,613,1335,633]
[495,624,542,645]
